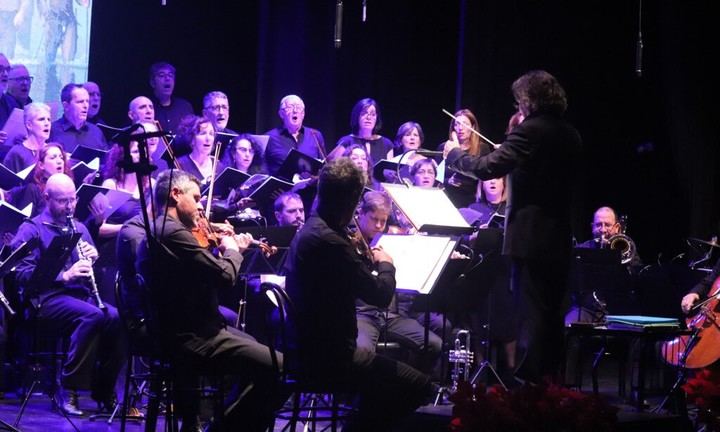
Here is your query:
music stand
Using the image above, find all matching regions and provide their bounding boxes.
[233,226,297,333]
[14,232,81,432]
[569,247,624,323]
[371,233,467,403]
[464,228,508,390]
[0,240,36,316]
[25,233,81,300]
[0,240,37,432]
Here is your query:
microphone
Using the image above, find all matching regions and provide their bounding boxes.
[635,0,643,77]
[635,36,643,77]
[414,149,444,157]
[334,0,343,49]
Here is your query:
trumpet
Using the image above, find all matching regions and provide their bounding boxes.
[67,216,106,310]
[448,329,474,393]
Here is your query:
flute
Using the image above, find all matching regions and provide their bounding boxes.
[66,216,106,310]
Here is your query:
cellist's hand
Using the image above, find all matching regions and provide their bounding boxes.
[681,293,700,314]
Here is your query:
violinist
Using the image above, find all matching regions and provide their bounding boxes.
[136,169,284,431]
[284,159,433,431]
[353,191,444,375]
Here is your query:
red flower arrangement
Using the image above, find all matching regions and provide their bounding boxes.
[683,367,720,430]
[449,381,618,432]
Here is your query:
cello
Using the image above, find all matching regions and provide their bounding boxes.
[662,276,720,368]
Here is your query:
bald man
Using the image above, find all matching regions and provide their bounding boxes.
[128,95,155,123]
[11,173,126,416]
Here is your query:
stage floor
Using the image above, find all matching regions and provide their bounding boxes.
[0,357,695,431]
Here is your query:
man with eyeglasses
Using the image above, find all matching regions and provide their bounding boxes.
[0,53,17,148]
[202,90,236,155]
[148,61,194,134]
[11,172,126,417]
[6,64,33,106]
[264,94,326,177]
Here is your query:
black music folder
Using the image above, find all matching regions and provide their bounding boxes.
[70,145,109,164]
[74,184,133,222]
[246,175,294,207]
[203,167,251,198]
[276,148,323,182]
[0,201,32,234]
[70,159,101,187]
[0,238,36,278]
[0,162,34,190]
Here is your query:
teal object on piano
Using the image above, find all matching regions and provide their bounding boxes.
[606,315,680,329]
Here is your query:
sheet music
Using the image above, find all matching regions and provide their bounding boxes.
[373,234,456,294]
[1,108,25,139]
[383,183,470,232]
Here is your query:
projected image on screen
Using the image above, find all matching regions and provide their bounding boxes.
[0,0,93,117]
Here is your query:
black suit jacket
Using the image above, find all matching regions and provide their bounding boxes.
[448,112,582,261]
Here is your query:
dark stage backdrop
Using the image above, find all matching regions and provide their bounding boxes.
[89,0,717,268]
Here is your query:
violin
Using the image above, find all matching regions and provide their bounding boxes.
[347,216,375,266]
[192,214,278,257]
[192,212,221,249]
[661,276,720,368]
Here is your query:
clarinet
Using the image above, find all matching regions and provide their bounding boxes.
[0,290,15,316]
[67,215,106,310]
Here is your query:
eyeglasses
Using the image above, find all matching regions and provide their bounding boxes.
[205,104,228,112]
[9,76,33,83]
[281,104,304,113]
[52,196,78,206]
[0,66,11,74]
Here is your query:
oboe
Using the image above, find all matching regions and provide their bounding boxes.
[67,215,106,310]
